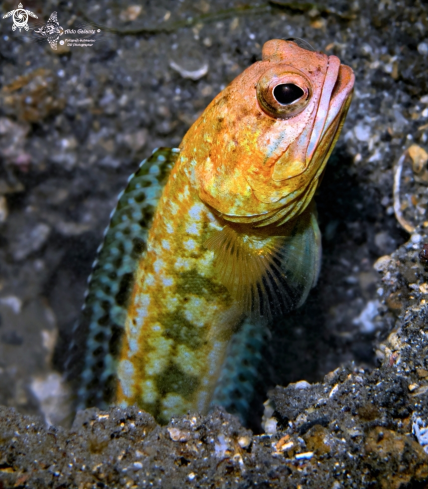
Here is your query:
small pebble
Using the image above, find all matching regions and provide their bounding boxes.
[373,255,392,272]
[264,418,277,435]
[275,434,290,451]
[170,60,209,80]
[417,42,428,56]
[419,283,428,294]
[295,451,314,460]
[119,5,142,22]
[419,244,428,265]
[167,427,191,442]
[416,368,428,378]
[238,436,251,449]
[408,144,428,174]
[354,124,370,142]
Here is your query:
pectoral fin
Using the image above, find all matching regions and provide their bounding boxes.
[281,206,321,308]
[205,206,321,320]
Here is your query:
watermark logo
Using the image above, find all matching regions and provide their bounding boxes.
[34,12,63,50]
[32,11,102,50]
[2,2,38,32]
[2,6,102,50]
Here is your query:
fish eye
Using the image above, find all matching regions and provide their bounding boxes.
[273,84,304,105]
[256,67,311,120]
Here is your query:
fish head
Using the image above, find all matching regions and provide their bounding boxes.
[189,39,354,227]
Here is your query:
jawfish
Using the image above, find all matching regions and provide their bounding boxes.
[67,39,354,424]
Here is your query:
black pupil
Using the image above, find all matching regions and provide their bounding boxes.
[273,84,304,105]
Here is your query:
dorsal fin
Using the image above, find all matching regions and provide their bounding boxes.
[205,206,321,321]
[66,148,180,410]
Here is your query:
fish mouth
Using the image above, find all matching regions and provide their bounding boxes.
[302,57,355,177]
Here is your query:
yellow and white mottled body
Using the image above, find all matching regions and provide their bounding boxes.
[117,155,244,422]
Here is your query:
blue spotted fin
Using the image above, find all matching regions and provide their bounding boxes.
[65,148,179,410]
[205,204,322,321]
[210,317,269,424]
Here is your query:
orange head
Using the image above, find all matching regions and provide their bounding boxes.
[183,39,354,227]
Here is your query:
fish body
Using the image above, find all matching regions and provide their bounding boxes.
[68,40,354,424]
